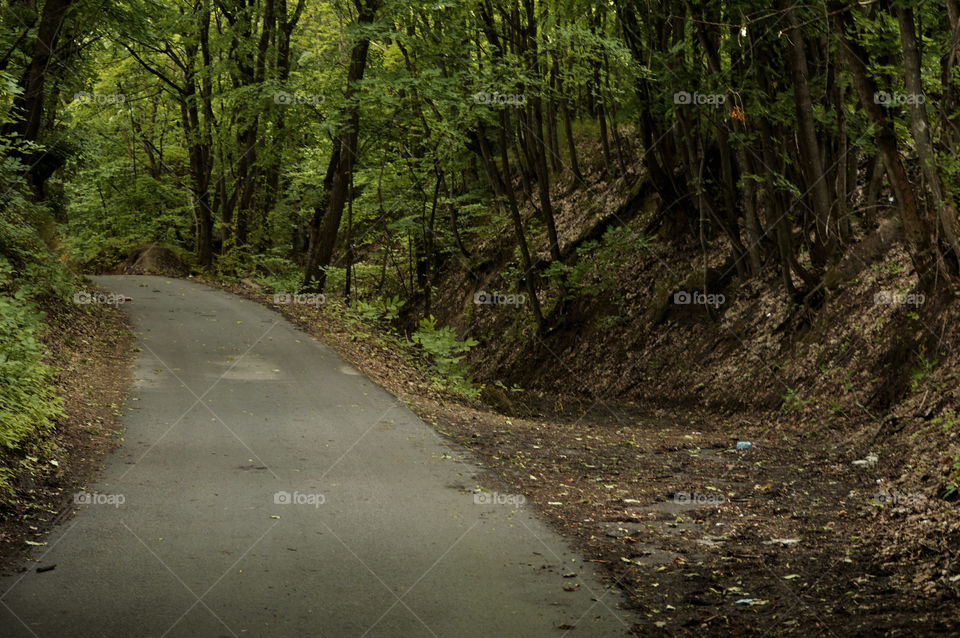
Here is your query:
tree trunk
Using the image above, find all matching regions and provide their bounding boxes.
[546,60,562,173]
[256,0,306,251]
[7,0,72,144]
[783,1,836,268]
[837,8,938,288]
[473,126,545,334]
[303,0,380,291]
[897,4,960,272]
[555,53,583,184]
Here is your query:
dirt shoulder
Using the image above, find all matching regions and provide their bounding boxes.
[199,278,958,636]
[0,290,134,574]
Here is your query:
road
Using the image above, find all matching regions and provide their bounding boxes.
[0,275,628,637]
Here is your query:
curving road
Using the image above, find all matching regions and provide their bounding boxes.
[0,276,628,637]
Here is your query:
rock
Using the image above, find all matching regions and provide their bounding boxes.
[480,384,515,416]
[122,244,191,277]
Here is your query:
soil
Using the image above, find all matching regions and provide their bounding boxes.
[0,290,134,575]
[419,403,956,636]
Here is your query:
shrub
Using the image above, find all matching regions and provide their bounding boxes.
[410,316,478,397]
[0,293,63,493]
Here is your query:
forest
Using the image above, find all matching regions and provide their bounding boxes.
[5,0,960,309]
[2,0,960,635]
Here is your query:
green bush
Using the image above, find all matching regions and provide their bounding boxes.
[216,244,258,279]
[0,293,63,493]
[0,76,77,493]
[58,231,135,272]
[0,213,75,301]
[253,252,305,293]
[546,225,653,303]
[64,165,189,253]
[350,295,401,322]
[410,316,478,397]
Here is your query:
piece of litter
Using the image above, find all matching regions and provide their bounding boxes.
[762,538,801,546]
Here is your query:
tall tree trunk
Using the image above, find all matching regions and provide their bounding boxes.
[183,96,213,267]
[303,0,380,291]
[6,0,72,144]
[182,24,214,267]
[690,5,745,273]
[941,0,960,151]
[520,0,562,263]
[545,59,562,173]
[554,52,583,184]
[897,4,960,272]
[3,0,72,197]
[257,0,306,250]
[783,1,836,269]
[735,140,763,276]
[837,7,938,289]
[472,126,545,334]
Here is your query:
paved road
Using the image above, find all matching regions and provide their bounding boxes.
[1,276,628,637]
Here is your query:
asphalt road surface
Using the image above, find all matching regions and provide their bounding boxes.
[0,276,629,637]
